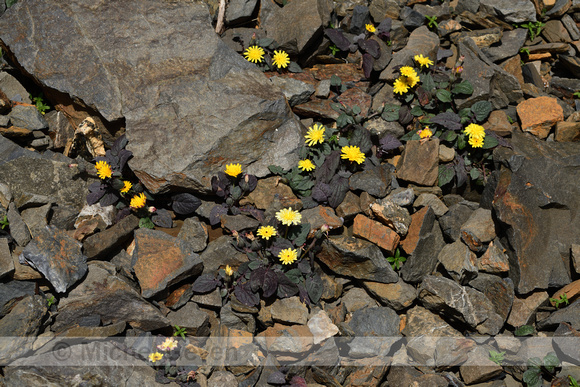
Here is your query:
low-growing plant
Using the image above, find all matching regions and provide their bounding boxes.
[523,352,560,387]
[550,293,570,308]
[570,375,580,387]
[46,295,57,308]
[425,15,438,30]
[386,248,406,270]
[514,324,535,336]
[489,350,505,365]
[516,21,545,41]
[0,214,8,230]
[31,93,50,115]
[172,326,187,339]
[240,34,302,73]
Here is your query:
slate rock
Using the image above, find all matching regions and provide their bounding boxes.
[0,71,31,103]
[53,261,170,332]
[450,27,503,47]
[469,273,514,322]
[0,1,302,195]
[460,208,496,252]
[438,200,477,242]
[0,237,14,279]
[220,214,260,233]
[386,366,448,386]
[19,226,87,293]
[335,191,361,221]
[479,0,536,23]
[0,295,47,364]
[176,217,208,253]
[342,287,379,313]
[82,214,140,260]
[437,240,478,284]
[478,238,510,273]
[400,217,445,284]
[225,0,258,25]
[493,131,578,293]
[220,303,256,332]
[506,290,548,328]
[365,117,405,138]
[255,323,313,354]
[208,370,238,387]
[132,228,203,298]
[562,14,580,41]
[7,104,48,130]
[301,206,343,236]
[307,309,339,345]
[347,306,401,358]
[363,278,417,311]
[20,203,51,236]
[516,96,564,139]
[0,280,36,317]
[555,121,580,142]
[269,76,315,107]
[349,5,370,35]
[370,200,411,237]
[6,202,30,247]
[482,28,528,62]
[400,6,426,29]
[349,163,393,198]
[484,109,514,136]
[396,138,440,186]
[413,193,448,217]
[317,234,399,283]
[383,187,415,207]
[167,302,210,336]
[459,345,503,384]
[352,214,400,255]
[239,176,302,214]
[537,299,580,330]
[270,296,309,325]
[542,20,572,43]
[552,322,580,365]
[200,234,248,275]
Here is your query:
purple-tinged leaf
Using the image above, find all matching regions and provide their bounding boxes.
[172,193,201,215]
[240,205,264,223]
[290,375,308,387]
[88,181,104,192]
[151,208,173,228]
[305,274,324,304]
[267,371,287,385]
[487,130,513,149]
[454,156,467,188]
[262,268,278,298]
[209,205,228,226]
[300,196,318,209]
[298,284,311,306]
[276,272,299,298]
[398,105,413,126]
[100,191,119,207]
[234,281,260,307]
[430,111,463,131]
[312,182,331,203]
[350,126,373,154]
[111,134,129,156]
[240,174,258,193]
[270,238,294,259]
[416,87,431,106]
[315,150,341,184]
[250,266,266,293]
[379,134,402,152]
[359,39,380,58]
[324,28,351,51]
[327,175,350,208]
[87,187,106,205]
[117,149,132,171]
[362,53,374,79]
[192,274,220,293]
[115,207,131,223]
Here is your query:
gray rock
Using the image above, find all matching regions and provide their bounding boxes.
[350,5,370,35]
[383,187,415,207]
[552,323,580,365]
[469,273,514,322]
[482,28,528,62]
[363,278,417,311]
[220,303,255,332]
[347,306,401,358]
[455,0,480,13]
[0,295,47,364]
[83,214,140,260]
[30,136,50,149]
[460,208,496,252]
[400,6,425,29]
[365,117,405,138]
[562,14,580,41]
[572,244,580,274]
[349,163,393,198]
[269,76,315,107]
[177,217,208,253]
[438,200,477,241]
[20,226,87,293]
[307,309,339,345]
[201,235,248,275]
[342,287,379,313]
[20,203,51,236]
[370,200,411,236]
[208,370,238,387]
[0,1,302,195]
[372,36,392,72]
[437,240,478,284]
[460,345,504,384]
[7,202,31,247]
[478,238,510,273]
[45,110,75,150]
[0,280,36,317]
[542,20,572,43]
[493,131,578,293]
[0,238,14,279]
[8,105,48,130]
[270,296,309,325]
[537,299,580,330]
[400,219,445,284]
[54,261,170,332]
[167,302,210,336]
[0,71,31,103]
[225,0,258,25]
[545,0,573,16]
[479,0,536,23]
[413,193,448,217]
[315,79,331,98]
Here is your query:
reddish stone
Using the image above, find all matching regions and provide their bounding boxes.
[308,63,364,82]
[165,283,192,309]
[396,138,440,186]
[301,206,343,238]
[555,121,580,142]
[239,176,301,211]
[353,214,400,255]
[292,98,340,121]
[516,96,563,139]
[400,206,433,255]
[550,279,580,307]
[256,323,314,354]
[337,86,372,117]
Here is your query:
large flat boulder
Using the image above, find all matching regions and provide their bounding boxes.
[0,0,301,194]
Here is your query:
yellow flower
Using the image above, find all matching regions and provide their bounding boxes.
[130,192,147,209]
[157,337,178,352]
[298,159,315,172]
[399,66,417,78]
[403,73,420,88]
[224,163,242,178]
[120,181,132,194]
[341,145,366,164]
[272,50,290,69]
[464,123,486,140]
[95,160,112,180]
[148,352,163,363]
[420,128,433,138]
[278,248,298,265]
[276,207,302,226]
[224,265,234,276]
[243,45,264,63]
[365,24,376,33]
[257,225,277,240]
[468,135,484,148]
[393,78,410,94]
[304,123,325,146]
[414,54,434,68]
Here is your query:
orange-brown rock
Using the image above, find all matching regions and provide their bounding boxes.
[400,206,433,255]
[353,214,400,255]
[239,176,301,211]
[516,96,563,139]
[555,121,580,142]
[550,279,580,306]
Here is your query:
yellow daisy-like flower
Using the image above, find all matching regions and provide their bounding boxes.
[298,159,316,172]
[224,265,234,276]
[304,123,325,146]
[420,128,433,139]
[414,54,434,68]
[365,24,376,33]
[148,352,163,363]
[157,337,178,352]
[276,207,302,226]
[272,50,290,69]
[468,135,484,148]
[341,145,366,164]
[399,66,416,78]
[95,160,112,180]
[130,192,147,209]
[403,73,420,88]
[278,248,298,265]
[464,123,486,140]
[257,225,277,240]
[120,180,132,194]
[393,78,410,94]
[224,163,242,178]
[243,45,264,63]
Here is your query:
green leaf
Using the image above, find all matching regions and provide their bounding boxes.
[381,104,400,121]
[459,108,472,119]
[330,74,342,87]
[441,130,457,142]
[410,105,424,117]
[421,73,436,92]
[438,164,455,186]
[469,168,480,180]
[436,89,452,103]
[471,100,492,122]
[522,368,542,387]
[285,268,302,284]
[452,80,473,95]
[288,223,311,246]
[257,37,275,47]
[139,217,155,229]
[338,137,350,147]
[305,274,324,304]
[543,352,560,372]
[268,165,285,175]
[330,103,344,113]
[457,133,467,150]
[352,105,361,115]
[287,61,303,73]
[248,261,262,270]
[514,324,534,336]
[482,134,499,149]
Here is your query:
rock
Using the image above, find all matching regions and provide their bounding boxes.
[562,14,580,41]
[573,244,580,274]
[0,1,302,194]
[542,20,572,43]
[396,138,440,186]
[479,0,536,23]
[0,71,31,103]
[550,279,580,307]
[269,76,315,107]
[220,303,256,332]
[484,109,514,137]
[460,345,504,384]
[176,217,208,253]
[469,273,515,322]
[451,27,503,47]
[545,0,572,16]
[401,6,426,29]
[239,176,302,214]
[413,193,448,217]
[362,278,417,311]
[506,291,548,327]
[400,216,445,284]
[347,306,401,358]
[0,238,14,279]
[349,5,370,34]
[54,261,170,332]
[301,206,343,236]
[20,204,51,236]
[439,144,455,163]
[7,105,47,131]
[493,132,578,293]
[308,309,339,346]
[438,200,477,242]
[482,28,528,62]
[335,191,361,221]
[0,280,36,317]
[315,79,331,98]
[478,239,510,273]
[370,200,411,237]
[132,228,203,298]
[6,202,31,247]
[319,270,343,301]
[270,296,309,325]
[460,208,496,252]
[552,323,580,365]
[386,366,448,386]
[208,370,238,387]
[200,235,248,275]
[19,226,87,293]
[0,295,47,364]
[555,121,580,142]
[82,214,140,259]
[342,287,379,313]
[383,187,415,207]
[220,214,260,233]
[353,214,400,255]
[349,163,393,198]
[538,299,580,330]
[317,234,399,283]
[516,96,564,139]
[225,0,258,25]
[45,110,75,150]
[437,240,478,284]
[167,302,210,336]
[256,323,314,354]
